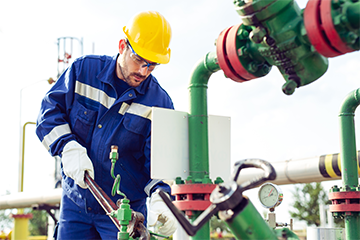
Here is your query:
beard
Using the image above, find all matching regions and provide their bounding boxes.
[118,55,147,87]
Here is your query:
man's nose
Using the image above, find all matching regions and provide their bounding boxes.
[139,66,149,75]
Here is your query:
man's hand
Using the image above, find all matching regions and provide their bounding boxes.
[148,190,177,237]
[61,140,94,188]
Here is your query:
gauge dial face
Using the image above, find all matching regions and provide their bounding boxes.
[258,183,283,208]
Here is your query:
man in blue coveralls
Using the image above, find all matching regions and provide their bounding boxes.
[36,11,177,239]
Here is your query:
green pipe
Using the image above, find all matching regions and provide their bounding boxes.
[188,51,220,182]
[344,214,360,240]
[221,197,278,240]
[338,88,360,240]
[188,51,220,240]
[339,88,360,187]
[190,211,211,240]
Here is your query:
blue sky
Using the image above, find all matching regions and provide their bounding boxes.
[1,0,359,230]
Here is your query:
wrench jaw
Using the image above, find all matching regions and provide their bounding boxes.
[127,211,150,240]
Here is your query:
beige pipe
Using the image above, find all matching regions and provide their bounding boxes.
[0,188,62,210]
[236,151,358,186]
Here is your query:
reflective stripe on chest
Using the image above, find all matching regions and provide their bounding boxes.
[119,102,152,120]
[75,80,152,120]
[75,81,115,109]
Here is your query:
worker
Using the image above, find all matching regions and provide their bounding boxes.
[36,11,177,239]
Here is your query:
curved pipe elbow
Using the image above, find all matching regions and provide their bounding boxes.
[339,88,360,116]
[189,52,220,88]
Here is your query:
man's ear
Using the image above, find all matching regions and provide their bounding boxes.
[118,39,127,54]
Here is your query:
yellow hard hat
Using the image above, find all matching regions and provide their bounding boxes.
[123,11,172,64]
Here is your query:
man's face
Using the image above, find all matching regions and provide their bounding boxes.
[116,40,156,88]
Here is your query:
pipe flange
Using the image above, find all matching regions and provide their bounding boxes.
[320,0,358,53]
[329,191,360,213]
[234,0,276,25]
[226,24,257,80]
[255,0,293,23]
[235,0,292,26]
[171,183,217,217]
[304,0,342,57]
[235,0,276,16]
[216,26,247,82]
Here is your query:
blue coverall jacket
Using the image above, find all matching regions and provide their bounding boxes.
[36,54,174,219]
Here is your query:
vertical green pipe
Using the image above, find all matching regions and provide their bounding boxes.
[339,89,360,187]
[190,211,211,240]
[338,88,360,240]
[188,51,220,240]
[188,52,220,181]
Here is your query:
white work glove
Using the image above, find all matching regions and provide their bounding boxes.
[61,140,94,189]
[148,190,177,237]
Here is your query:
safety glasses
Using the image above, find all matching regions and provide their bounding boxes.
[126,41,159,71]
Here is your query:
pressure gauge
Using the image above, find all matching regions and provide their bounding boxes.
[258,183,283,209]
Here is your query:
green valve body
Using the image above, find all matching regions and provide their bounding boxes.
[110,199,132,240]
[233,0,328,94]
[217,0,359,95]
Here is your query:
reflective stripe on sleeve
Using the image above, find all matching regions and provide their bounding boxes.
[144,179,162,196]
[41,123,72,151]
[75,81,115,109]
[119,102,152,120]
